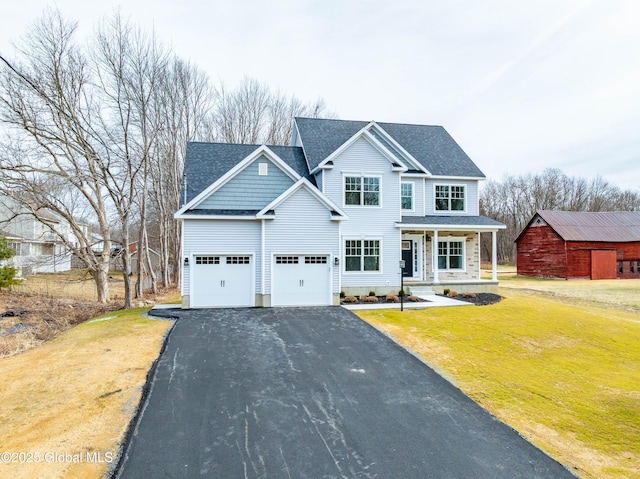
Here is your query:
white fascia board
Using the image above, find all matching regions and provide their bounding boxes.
[256,178,347,221]
[314,122,376,172]
[175,145,302,216]
[174,213,258,220]
[394,222,506,231]
[430,175,486,181]
[361,130,409,172]
[367,123,430,175]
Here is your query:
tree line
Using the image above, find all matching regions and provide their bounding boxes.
[480,168,640,263]
[0,9,333,307]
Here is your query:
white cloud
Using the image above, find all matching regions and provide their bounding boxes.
[1,0,638,190]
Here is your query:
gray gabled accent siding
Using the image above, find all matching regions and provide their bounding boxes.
[195,156,295,211]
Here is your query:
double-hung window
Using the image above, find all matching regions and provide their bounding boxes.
[435,185,464,211]
[401,182,413,210]
[438,240,464,270]
[345,176,380,206]
[345,239,380,272]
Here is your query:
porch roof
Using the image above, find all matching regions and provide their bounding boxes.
[397,215,506,231]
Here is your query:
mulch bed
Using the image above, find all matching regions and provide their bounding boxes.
[341,295,428,305]
[441,292,503,306]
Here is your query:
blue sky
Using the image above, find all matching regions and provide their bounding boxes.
[2,0,639,190]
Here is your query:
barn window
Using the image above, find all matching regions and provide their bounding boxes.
[618,262,623,274]
[631,261,635,273]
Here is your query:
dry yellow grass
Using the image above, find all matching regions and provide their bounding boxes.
[12,270,126,301]
[0,309,171,478]
[357,289,640,479]
[499,275,640,313]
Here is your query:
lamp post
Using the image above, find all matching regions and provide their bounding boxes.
[399,260,405,311]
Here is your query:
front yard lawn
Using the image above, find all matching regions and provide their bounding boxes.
[0,308,172,479]
[357,290,640,479]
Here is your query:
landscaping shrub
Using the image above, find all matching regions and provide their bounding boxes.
[342,296,358,303]
[361,296,379,303]
[407,295,421,302]
[463,292,477,298]
[447,290,458,298]
[443,288,450,295]
[385,294,399,303]
[368,290,376,297]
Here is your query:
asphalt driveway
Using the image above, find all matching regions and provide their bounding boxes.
[116,306,574,478]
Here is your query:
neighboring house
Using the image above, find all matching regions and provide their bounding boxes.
[515,210,640,280]
[176,117,506,308]
[0,197,72,276]
[111,241,161,275]
[70,222,106,269]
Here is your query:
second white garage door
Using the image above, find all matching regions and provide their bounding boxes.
[272,255,331,306]
[191,255,254,308]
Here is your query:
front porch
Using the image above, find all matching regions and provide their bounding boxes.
[398,215,505,294]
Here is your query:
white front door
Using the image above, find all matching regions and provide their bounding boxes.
[191,255,254,307]
[272,255,331,306]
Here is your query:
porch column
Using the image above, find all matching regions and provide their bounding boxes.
[432,229,439,284]
[477,232,481,279]
[491,230,498,282]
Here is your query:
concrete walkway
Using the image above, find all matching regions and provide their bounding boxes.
[342,294,473,310]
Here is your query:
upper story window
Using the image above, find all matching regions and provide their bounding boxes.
[345,176,380,206]
[435,185,464,211]
[401,182,413,210]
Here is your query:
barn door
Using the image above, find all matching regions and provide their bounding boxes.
[590,250,617,280]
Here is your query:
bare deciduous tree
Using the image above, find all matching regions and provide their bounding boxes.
[480,168,640,263]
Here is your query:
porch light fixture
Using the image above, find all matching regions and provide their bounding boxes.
[334,257,339,266]
[184,257,189,266]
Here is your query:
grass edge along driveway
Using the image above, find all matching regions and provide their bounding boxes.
[357,290,640,479]
[0,308,172,479]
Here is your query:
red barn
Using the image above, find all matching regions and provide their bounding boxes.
[515,210,640,280]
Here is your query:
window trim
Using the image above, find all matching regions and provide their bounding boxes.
[343,174,382,208]
[343,238,383,274]
[436,238,466,272]
[401,181,414,212]
[433,183,466,213]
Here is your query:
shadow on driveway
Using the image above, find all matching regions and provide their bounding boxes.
[115,306,575,478]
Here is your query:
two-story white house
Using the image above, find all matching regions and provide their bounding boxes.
[175,118,505,308]
[0,196,73,276]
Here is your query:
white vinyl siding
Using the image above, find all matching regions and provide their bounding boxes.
[196,156,295,211]
[264,187,339,296]
[323,136,402,288]
[425,179,479,215]
[182,220,261,296]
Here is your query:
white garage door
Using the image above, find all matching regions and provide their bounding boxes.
[191,255,254,308]
[272,255,331,306]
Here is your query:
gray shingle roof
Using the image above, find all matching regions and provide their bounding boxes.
[400,215,504,227]
[533,210,640,242]
[181,143,312,206]
[294,117,485,178]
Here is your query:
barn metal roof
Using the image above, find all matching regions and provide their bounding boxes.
[535,210,640,242]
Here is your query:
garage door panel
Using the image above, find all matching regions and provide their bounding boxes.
[191,255,253,308]
[272,255,330,306]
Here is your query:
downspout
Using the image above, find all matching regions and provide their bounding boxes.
[261,219,266,303]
